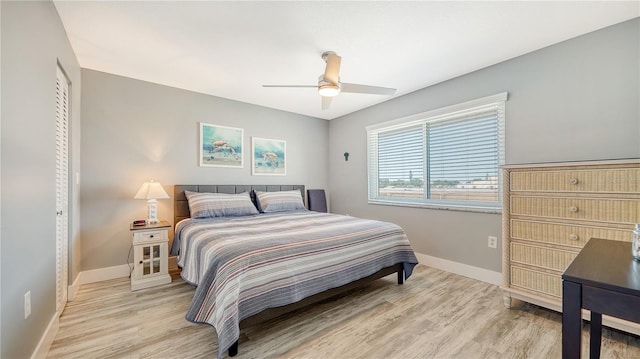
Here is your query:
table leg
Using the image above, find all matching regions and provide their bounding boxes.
[590,312,602,359]
[563,280,582,359]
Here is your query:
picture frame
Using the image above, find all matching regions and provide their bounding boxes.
[252,137,286,176]
[199,123,244,168]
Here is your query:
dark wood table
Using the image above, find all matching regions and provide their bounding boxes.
[562,238,640,359]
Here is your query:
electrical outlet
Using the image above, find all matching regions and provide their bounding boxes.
[488,236,498,249]
[24,291,31,319]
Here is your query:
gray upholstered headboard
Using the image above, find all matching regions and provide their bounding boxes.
[174,184,305,226]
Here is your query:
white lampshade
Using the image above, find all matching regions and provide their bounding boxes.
[134,180,169,223]
[134,180,169,200]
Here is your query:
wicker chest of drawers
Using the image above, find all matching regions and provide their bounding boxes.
[501,159,640,332]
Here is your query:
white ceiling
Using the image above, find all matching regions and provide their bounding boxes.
[53,1,639,120]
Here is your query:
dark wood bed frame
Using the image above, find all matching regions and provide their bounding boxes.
[174,185,404,357]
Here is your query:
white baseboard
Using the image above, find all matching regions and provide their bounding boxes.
[415,252,502,285]
[78,263,131,285]
[67,275,81,301]
[31,313,59,359]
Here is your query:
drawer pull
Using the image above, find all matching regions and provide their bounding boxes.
[569,234,579,241]
[569,178,578,185]
[569,206,578,212]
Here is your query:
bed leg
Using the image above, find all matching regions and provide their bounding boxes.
[397,268,404,285]
[228,341,238,357]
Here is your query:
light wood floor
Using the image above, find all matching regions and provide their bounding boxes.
[48,265,640,358]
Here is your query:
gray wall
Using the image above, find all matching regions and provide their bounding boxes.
[80,69,329,270]
[1,1,82,358]
[329,18,640,272]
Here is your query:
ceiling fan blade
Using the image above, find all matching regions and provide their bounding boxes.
[341,83,396,95]
[262,85,317,88]
[321,96,332,110]
[323,52,341,84]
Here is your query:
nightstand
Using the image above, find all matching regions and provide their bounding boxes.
[130,220,172,291]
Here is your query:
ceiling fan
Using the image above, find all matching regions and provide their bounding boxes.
[263,51,396,110]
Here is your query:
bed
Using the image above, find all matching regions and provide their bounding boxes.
[172,185,419,358]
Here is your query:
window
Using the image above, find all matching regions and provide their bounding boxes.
[367,93,507,212]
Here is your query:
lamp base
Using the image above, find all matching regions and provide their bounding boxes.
[147,200,159,224]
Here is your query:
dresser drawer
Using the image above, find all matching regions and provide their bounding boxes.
[510,168,640,193]
[133,229,168,244]
[510,266,561,298]
[511,220,632,248]
[510,242,576,271]
[511,196,640,224]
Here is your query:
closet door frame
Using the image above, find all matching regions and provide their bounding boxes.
[55,64,70,313]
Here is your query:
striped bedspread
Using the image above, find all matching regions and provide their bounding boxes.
[174,210,418,358]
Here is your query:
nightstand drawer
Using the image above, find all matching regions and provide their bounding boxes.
[133,229,168,244]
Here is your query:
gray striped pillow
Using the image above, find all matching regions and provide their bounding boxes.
[255,190,306,213]
[185,191,259,218]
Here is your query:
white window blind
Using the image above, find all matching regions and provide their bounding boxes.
[378,125,424,191]
[367,93,507,212]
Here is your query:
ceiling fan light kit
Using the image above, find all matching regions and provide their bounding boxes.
[318,83,341,97]
[263,50,396,109]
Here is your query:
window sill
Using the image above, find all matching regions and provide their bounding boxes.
[368,199,502,215]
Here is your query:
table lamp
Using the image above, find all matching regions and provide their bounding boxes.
[134,180,169,224]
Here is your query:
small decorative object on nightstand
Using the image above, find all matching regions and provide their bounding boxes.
[130,220,171,291]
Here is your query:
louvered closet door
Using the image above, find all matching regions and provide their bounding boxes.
[55,65,69,312]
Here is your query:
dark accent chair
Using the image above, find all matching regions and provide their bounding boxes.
[307,189,328,213]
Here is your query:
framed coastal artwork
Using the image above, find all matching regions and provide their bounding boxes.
[252,137,286,176]
[199,123,244,168]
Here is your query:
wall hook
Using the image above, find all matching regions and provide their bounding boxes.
[344,152,350,161]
